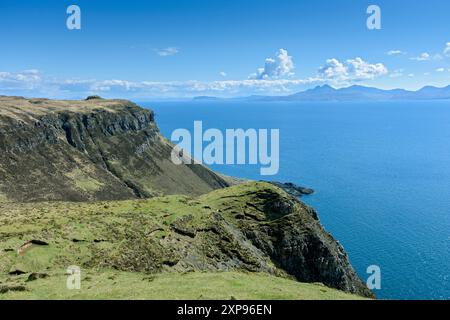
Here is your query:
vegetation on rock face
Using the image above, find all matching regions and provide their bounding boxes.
[0,96,228,202]
[0,182,373,299]
[85,95,103,101]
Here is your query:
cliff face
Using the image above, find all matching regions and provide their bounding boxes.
[199,183,373,297]
[0,96,228,202]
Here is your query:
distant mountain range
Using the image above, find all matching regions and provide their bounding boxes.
[194,84,450,102]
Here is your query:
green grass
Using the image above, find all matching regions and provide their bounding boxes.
[0,270,366,300]
[0,182,369,300]
[65,169,105,193]
[0,193,8,203]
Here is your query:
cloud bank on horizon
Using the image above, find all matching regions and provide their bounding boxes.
[1,42,450,99]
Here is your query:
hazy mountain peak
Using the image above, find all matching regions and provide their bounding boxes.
[311,84,336,91]
[239,84,450,102]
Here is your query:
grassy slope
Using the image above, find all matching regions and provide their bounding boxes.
[0,182,367,300]
[0,270,365,300]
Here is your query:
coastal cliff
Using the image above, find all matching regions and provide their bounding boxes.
[0,96,373,299]
[0,96,228,202]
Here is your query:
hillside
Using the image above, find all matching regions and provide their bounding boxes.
[0,182,373,299]
[0,96,228,202]
[0,271,366,300]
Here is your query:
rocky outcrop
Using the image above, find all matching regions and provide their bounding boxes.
[269,181,314,197]
[0,182,373,298]
[0,96,229,202]
[206,184,373,297]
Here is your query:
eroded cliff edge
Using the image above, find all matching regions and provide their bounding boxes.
[0,96,228,202]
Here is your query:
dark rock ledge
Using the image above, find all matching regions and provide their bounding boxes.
[268,181,314,198]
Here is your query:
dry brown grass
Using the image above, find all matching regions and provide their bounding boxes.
[0,96,131,123]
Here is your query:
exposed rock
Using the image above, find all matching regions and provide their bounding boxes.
[0,284,27,294]
[17,240,49,255]
[26,272,49,282]
[0,96,229,202]
[269,182,314,197]
[171,215,197,238]
[29,240,49,246]
[9,269,27,276]
[214,184,374,298]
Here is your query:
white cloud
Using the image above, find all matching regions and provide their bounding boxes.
[0,69,41,82]
[83,78,322,98]
[346,57,388,80]
[1,57,389,98]
[444,42,450,57]
[436,68,445,72]
[219,71,227,77]
[387,50,405,56]
[318,57,388,83]
[0,69,42,91]
[249,49,295,80]
[90,79,136,91]
[389,69,404,78]
[411,52,443,61]
[411,52,431,61]
[0,68,324,99]
[408,73,415,78]
[156,47,179,57]
[318,58,348,81]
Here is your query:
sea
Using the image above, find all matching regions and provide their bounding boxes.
[141,100,450,300]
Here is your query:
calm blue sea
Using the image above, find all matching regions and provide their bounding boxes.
[142,100,450,300]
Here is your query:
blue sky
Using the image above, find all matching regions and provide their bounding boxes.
[0,0,449,98]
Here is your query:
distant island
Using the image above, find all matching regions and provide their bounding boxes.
[193,96,223,101]
[194,84,450,102]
